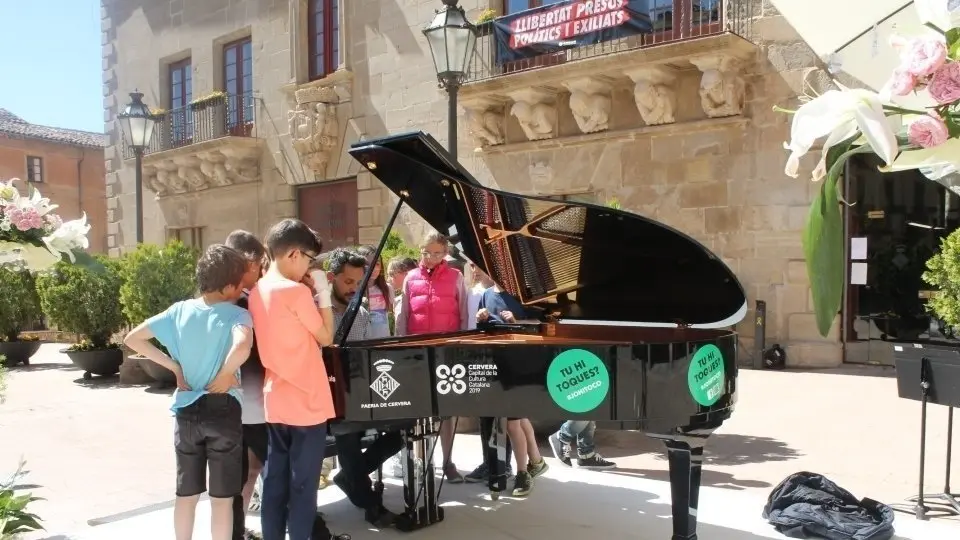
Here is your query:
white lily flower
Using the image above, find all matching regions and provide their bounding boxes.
[783,88,898,180]
[914,0,952,31]
[0,241,60,271]
[42,213,91,263]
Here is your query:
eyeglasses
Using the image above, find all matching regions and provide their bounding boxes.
[300,250,320,264]
[420,250,446,259]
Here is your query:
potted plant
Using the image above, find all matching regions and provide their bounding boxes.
[34,256,126,380]
[922,229,960,334]
[0,267,42,367]
[475,8,496,37]
[119,241,198,386]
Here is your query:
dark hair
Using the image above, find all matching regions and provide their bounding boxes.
[357,245,392,315]
[196,244,248,294]
[387,257,417,277]
[224,229,266,263]
[328,247,367,276]
[264,219,322,259]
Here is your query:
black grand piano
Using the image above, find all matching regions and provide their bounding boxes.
[322,131,746,540]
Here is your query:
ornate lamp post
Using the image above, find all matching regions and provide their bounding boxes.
[118,90,157,243]
[423,0,478,160]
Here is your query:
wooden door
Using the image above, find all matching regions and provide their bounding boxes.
[297,179,359,250]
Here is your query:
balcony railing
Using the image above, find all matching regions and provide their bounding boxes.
[122,91,256,158]
[464,0,754,83]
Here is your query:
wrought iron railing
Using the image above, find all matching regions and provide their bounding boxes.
[464,0,754,83]
[122,91,256,158]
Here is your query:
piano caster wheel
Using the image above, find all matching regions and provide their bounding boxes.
[490,491,500,501]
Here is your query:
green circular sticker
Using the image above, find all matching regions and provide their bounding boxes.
[687,344,726,406]
[546,349,610,413]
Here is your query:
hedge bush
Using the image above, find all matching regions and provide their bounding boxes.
[34,256,125,349]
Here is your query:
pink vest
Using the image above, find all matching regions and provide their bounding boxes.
[406,260,462,335]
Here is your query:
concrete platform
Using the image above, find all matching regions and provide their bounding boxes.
[73,464,956,540]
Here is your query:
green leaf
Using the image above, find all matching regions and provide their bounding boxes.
[803,144,874,337]
[948,28,960,60]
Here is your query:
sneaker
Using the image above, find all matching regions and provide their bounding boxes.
[364,504,397,528]
[511,471,534,497]
[527,458,549,478]
[548,433,573,467]
[243,529,263,540]
[390,455,424,480]
[465,462,514,483]
[577,453,616,469]
[443,462,465,484]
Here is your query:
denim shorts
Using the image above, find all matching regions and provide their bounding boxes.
[174,393,243,498]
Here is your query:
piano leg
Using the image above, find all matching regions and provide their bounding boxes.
[663,439,705,540]
[486,417,508,500]
[395,418,445,532]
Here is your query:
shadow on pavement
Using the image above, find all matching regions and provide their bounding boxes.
[9,362,79,373]
[781,365,898,378]
[611,466,772,491]
[594,431,802,465]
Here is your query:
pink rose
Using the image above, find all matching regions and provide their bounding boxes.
[908,113,950,148]
[887,68,917,96]
[902,37,947,77]
[929,61,960,104]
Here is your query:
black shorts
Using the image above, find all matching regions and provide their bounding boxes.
[174,394,243,499]
[242,423,268,465]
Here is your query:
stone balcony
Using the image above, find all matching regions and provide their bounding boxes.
[121,92,263,198]
[459,0,758,151]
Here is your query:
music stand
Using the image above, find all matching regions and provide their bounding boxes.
[891,342,960,520]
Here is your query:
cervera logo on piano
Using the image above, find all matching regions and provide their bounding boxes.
[362,359,413,409]
[436,363,499,395]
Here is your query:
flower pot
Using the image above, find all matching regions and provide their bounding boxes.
[63,346,123,379]
[136,354,178,386]
[0,340,42,366]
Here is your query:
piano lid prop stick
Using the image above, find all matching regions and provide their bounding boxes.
[335,197,406,346]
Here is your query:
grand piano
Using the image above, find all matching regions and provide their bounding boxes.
[323,131,747,540]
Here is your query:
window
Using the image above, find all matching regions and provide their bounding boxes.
[168,227,204,249]
[25,156,43,183]
[169,58,193,144]
[308,0,340,80]
[224,37,254,135]
[506,0,565,14]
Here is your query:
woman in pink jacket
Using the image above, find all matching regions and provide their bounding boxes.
[395,230,469,482]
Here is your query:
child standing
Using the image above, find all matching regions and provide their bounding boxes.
[224,230,269,540]
[476,284,548,497]
[124,244,254,540]
[247,219,337,540]
[356,245,392,339]
[386,256,417,316]
[395,231,469,482]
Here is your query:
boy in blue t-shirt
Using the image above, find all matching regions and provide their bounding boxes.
[124,244,254,540]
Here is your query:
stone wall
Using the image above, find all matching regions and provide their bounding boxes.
[101,0,299,254]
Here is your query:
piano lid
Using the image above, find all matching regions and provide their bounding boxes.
[348,131,747,329]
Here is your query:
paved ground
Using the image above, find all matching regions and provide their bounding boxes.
[2,344,959,539]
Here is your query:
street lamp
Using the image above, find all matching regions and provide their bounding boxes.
[423,0,478,160]
[118,90,157,244]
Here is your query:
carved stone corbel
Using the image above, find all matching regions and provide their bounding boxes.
[461,97,506,149]
[689,54,746,118]
[507,87,557,142]
[142,146,261,197]
[289,85,340,178]
[562,77,613,134]
[624,66,678,126]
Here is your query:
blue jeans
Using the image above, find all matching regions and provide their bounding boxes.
[260,422,328,540]
[557,420,596,457]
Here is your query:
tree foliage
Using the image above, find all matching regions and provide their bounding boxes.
[34,256,125,348]
[0,268,41,342]
[118,241,198,327]
[923,228,960,329]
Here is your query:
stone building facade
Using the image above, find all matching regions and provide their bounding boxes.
[102,0,840,366]
[0,109,107,253]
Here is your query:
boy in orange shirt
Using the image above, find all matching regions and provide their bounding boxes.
[247,219,338,540]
